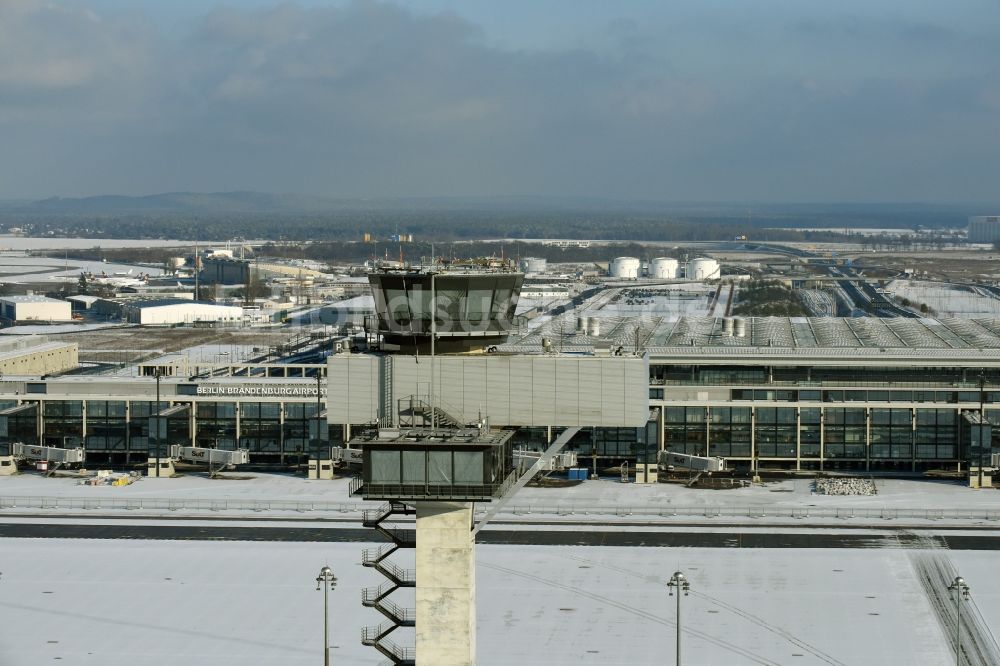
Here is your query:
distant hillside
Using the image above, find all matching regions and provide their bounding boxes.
[4,192,992,224]
[20,191,342,214]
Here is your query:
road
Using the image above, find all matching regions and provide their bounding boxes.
[4,521,1000,549]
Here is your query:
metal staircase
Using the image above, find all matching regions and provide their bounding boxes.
[361,502,415,665]
[396,396,465,428]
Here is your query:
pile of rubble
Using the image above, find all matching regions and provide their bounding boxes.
[814,477,877,496]
[76,470,142,487]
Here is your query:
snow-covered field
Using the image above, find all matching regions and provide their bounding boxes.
[888,280,1000,318]
[0,237,194,251]
[2,474,999,524]
[1,538,996,665]
[0,255,164,284]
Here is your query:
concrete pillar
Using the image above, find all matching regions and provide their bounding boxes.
[416,501,475,666]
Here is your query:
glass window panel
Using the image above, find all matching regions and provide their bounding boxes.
[872,409,891,425]
[453,451,484,484]
[402,450,425,484]
[370,450,400,483]
[732,408,751,424]
[428,451,452,484]
[776,408,796,424]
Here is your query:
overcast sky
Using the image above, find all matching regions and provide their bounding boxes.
[2,0,999,202]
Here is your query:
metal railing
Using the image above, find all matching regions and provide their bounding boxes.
[495,503,1000,521]
[2,494,998,522]
[360,482,505,500]
[0,495,365,513]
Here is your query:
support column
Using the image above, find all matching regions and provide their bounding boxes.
[416,501,476,666]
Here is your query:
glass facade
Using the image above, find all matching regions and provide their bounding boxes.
[85,401,127,451]
[239,402,281,453]
[128,401,168,452]
[665,407,707,456]
[754,407,797,458]
[649,357,1000,469]
[42,401,83,447]
[708,407,751,458]
[195,402,237,449]
[915,409,956,459]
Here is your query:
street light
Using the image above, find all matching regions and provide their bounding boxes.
[316,565,337,666]
[947,576,970,666]
[667,571,690,665]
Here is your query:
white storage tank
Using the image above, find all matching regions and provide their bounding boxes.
[610,256,641,279]
[687,257,721,280]
[648,257,679,279]
[587,318,601,336]
[576,316,587,333]
[519,257,547,274]
[734,318,747,338]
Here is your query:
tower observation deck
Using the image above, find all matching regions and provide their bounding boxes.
[368,259,523,354]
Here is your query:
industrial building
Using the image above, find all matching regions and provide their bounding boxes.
[0,338,77,376]
[0,296,72,324]
[518,257,547,274]
[200,257,250,285]
[968,215,1000,243]
[122,299,244,325]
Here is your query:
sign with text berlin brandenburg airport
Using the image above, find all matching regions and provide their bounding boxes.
[194,385,327,397]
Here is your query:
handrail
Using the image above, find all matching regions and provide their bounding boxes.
[2,495,995,522]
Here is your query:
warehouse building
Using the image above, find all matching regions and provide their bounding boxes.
[0,296,71,324]
[122,299,244,325]
[0,338,77,376]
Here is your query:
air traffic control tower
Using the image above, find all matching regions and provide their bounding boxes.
[330,260,648,665]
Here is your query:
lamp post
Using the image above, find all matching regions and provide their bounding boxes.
[947,576,970,666]
[667,571,690,665]
[316,565,337,666]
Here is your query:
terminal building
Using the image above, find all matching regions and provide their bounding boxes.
[0,307,998,474]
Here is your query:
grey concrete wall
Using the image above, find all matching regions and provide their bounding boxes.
[327,353,650,427]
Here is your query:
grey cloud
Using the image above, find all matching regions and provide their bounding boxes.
[0,0,998,202]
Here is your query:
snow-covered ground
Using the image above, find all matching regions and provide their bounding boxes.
[2,473,999,525]
[0,237,194,251]
[0,254,164,284]
[1,538,996,665]
[888,280,1000,318]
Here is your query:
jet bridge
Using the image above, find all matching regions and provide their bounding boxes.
[169,445,250,477]
[659,450,727,473]
[10,442,85,474]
